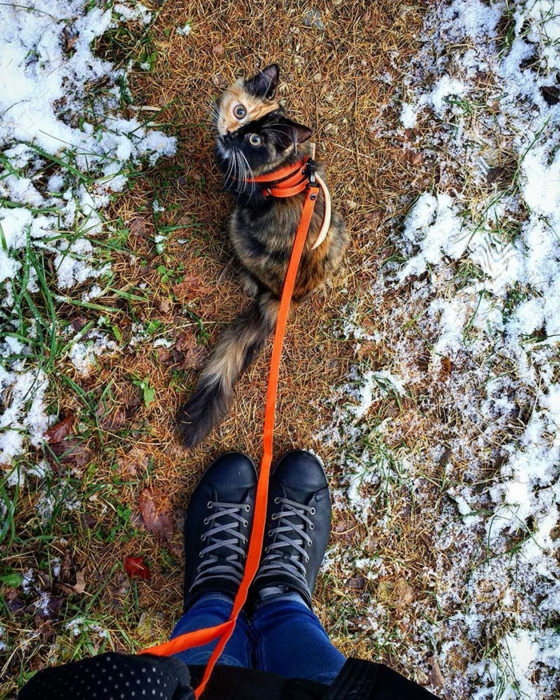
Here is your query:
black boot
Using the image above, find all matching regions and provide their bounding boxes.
[251,450,331,608]
[183,452,257,610]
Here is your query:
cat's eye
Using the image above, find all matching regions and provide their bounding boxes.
[233,104,247,120]
[247,133,262,147]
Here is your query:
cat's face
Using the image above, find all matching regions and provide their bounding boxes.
[215,63,281,137]
[215,64,312,186]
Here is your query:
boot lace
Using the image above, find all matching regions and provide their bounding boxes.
[192,500,251,589]
[256,497,315,590]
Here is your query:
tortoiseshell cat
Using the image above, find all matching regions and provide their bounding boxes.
[177,64,348,447]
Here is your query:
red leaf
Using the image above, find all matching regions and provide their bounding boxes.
[124,556,151,580]
[172,275,211,303]
[45,414,75,443]
[138,487,174,541]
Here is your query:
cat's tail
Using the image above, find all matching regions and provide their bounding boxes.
[176,292,279,448]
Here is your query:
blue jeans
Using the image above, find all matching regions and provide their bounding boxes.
[170,593,346,685]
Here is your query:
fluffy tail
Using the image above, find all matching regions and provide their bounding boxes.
[177,293,279,448]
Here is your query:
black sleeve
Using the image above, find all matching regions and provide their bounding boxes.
[18,651,194,700]
[322,659,440,700]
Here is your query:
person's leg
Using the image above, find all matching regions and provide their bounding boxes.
[171,593,252,668]
[174,452,258,669]
[249,450,345,683]
[250,591,345,684]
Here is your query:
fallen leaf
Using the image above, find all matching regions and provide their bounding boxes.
[347,575,366,591]
[395,577,415,606]
[136,610,164,639]
[34,616,55,643]
[172,275,211,303]
[212,73,228,88]
[156,346,171,362]
[73,570,86,595]
[138,487,174,541]
[61,27,78,53]
[157,298,172,315]
[128,217,153,238]
[71,317,88,332]
[441,357,454,378]
[212,43,224,56]
[119,447,150,477]
[181,346,206,370]
[174,330,197,352]
[50,438,94,469]
[6,594,25,614]
[45,414,75,443]
[96,402,125,432]
[356,341,377,361]
[377,580,394,602]
[107,573,130,612]
[124,556,151,580]
[428,655,445,688]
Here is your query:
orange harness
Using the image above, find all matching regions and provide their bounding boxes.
[140,154,323,698]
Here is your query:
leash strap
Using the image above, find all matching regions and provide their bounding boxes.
[139,173,322,699]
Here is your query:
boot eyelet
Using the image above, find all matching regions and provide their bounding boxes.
[310,507,316,515]
[309,524,314,530]
[207,501,213,509]
[243,519,248,527]
[245,504,251,512]
[271,514,277,520]
[274,497,280,504]
[268,530,272,536]
[203,518,209,525]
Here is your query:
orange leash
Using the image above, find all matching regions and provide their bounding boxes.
[140,157,322,698]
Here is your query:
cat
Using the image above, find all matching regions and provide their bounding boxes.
[177,63,348,448]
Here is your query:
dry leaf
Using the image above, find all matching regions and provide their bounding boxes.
[212,73,228,88]
[441,356,454,378]
[172,275,211,303]
[128,217,153,238]
[45,415,75,443]
[377,580,394,602]
[50,438,94,468]
[157,298,172,315]
[174,330,197,352]
[73,570,86,594]
[119,447,150,477]
[395,577,415,606]
[139,487,174,541]
[347,575,366,591]
[181,346,206,370]
[428,655,445,688]
[96,402,125,432]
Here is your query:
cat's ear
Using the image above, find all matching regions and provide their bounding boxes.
[272,117,312,148]
[245,63,280,99]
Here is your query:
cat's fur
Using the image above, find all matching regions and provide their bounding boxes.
[177,64,348,448]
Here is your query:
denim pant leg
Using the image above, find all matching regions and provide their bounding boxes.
[170,593,253,668]
[250,593,346,684]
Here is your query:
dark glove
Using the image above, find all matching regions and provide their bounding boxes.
[18,651,194,700]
